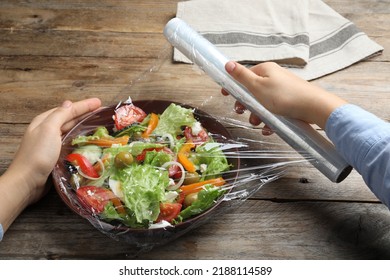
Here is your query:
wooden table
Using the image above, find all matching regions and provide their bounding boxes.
[1,0,390,260]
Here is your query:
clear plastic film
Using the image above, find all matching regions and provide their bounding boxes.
[163,18,352,183]
[51,18,351,252]
[52,101,301,251]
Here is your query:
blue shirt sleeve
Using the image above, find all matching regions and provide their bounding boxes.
[0,223,3,241]
[326,104,390,208]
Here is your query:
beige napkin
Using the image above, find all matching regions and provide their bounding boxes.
[174,0,383,80]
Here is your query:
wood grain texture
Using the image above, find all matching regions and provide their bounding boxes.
[1,189,389,260]
[0,0,390,259]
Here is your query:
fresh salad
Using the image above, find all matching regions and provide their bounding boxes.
[65,100,231,229]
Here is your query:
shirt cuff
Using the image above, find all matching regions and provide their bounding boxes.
[325,104,390,207]
[325,104,390,172]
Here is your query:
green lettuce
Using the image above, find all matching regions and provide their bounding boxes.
[101,201,148,228]
[176,185,224,222]
[129,142,165,156]
[196,142,230,180]
[115,164,168,223]
[71,126,111,146]
[102,142,164,158]
[113,123,146,138]
[144,150,173,167]
[153,103,196,136]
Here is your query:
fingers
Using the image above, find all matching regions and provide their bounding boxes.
[225,61,263,93]
[221,88,229,96]
[222,61,262,97]
[223,61,276,136]
[222,90,275,136]
[249,113,261,126]
[234,101,246,114]
[55,98,101,126]
[59,98,102,133]
[64,98,101,121]
[248,113,274,136]
[29,98,101,135]
[261,124,274,136]
[223,61,266,115]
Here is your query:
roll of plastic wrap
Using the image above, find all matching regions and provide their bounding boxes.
[164,18,352,183]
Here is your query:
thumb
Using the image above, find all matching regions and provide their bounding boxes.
[225,61,262,92]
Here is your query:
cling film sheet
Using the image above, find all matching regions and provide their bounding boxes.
[51,18,348,252]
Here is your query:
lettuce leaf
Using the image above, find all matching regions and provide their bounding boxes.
[101,201,148,228]
[113,123,146,138]
[129,142,165,156]
[196,142,230,180]
[144,150,173,167]
[71,126,111,146]
[153,103,196,136]
[102,142,164,158]
[115,164,168,223]
[176,185,223,222]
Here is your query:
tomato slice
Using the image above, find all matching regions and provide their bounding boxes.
[156,202,182,223]
[184,127,209,145]
[76,186,124,214]
[114,104,147,131]
[175,191,185,204]
[66,153,100,178]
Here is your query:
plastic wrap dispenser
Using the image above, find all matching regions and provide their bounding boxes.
[164,18,352,183]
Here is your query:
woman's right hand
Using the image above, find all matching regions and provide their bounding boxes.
[222,61,347,130]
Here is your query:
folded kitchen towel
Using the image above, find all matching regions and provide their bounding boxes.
[175,0,311,67]
[174,0,383,80]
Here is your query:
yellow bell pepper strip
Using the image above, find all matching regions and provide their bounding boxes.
[141,113,159,138]
[177,142,196,173]
[180,177,226,195]
[84,135,129,147]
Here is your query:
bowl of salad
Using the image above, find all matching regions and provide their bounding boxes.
[52,99,239,247]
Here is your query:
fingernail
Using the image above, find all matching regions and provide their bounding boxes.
[225,61,236,73]
[234,103,246,114]
[61,100,72,108]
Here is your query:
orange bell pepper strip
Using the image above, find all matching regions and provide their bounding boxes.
[85,135,129,147]
[180,177,226,195]
[111,197,126,215]
[141,113,159,138]
[178,142,196,173]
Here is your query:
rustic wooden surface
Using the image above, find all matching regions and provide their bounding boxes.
[1,0,390,260]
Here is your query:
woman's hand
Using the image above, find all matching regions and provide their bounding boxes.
[0,98,101,232]
[222,61,347,131]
